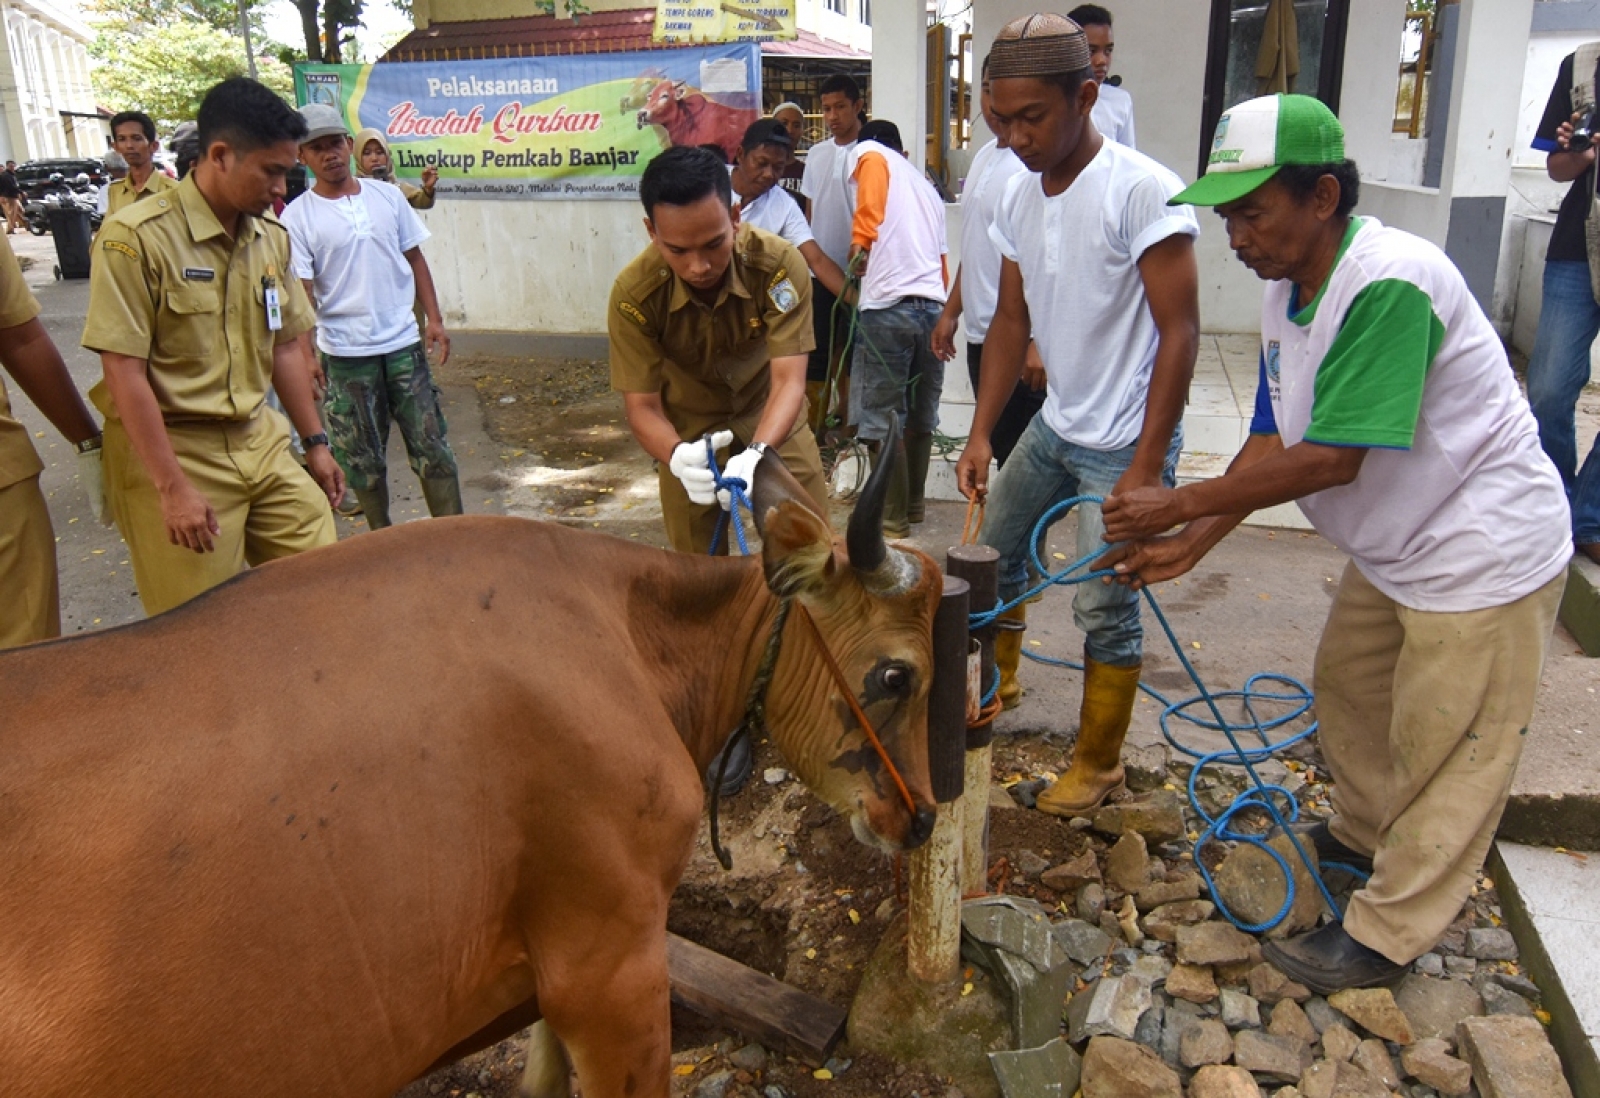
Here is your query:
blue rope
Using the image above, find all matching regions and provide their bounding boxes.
[974,495,1360,933]
[705,435,754,557]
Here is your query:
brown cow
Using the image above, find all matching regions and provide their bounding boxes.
[0,448,939,1098]
[636,79,752,163]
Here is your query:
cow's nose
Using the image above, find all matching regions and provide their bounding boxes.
[905,805,936,850]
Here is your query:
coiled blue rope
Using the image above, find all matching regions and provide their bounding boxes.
[971,495,1363,933]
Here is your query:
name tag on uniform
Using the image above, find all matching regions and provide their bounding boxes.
[183,267,215,281]
[264,286,282,331]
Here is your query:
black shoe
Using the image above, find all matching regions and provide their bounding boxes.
[1261,923,1407,996]
[1273,818,1374,876]
[707,734,753,796]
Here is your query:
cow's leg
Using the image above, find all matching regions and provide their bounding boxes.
[540,941,673,1098]
[519,1021,572,1098]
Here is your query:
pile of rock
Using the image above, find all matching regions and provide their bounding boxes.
[974,774,1574,1098]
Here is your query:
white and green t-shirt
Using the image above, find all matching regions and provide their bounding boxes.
[1252,218,1570,612]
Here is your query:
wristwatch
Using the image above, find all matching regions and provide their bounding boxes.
[301,432,330,450]
[74,434,102,454]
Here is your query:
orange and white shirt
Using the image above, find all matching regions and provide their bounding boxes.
[846,140,948,312]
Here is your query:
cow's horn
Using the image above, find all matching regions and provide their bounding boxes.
[847,418,900,574]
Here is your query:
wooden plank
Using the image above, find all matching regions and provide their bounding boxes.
[666,932,847,1066]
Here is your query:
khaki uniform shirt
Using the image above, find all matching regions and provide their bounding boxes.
[105,170,177,217]
[82,174,315,423]
[609,223,814,437]
[0,231,45,491]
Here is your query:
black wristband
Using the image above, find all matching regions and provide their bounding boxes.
[302,432,330,450]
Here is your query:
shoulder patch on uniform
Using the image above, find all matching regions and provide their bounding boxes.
[115,197,171,228]
[101,239,140,260]
[617,300,648,327]
[767,273,799,315]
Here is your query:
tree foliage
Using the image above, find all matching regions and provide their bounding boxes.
[90,21,295,132]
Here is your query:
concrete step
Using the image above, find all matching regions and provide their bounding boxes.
[1558,554,1600,658]
[1490,842,1600,1098]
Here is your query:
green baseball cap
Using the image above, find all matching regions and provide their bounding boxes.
[1170,94,1345,207]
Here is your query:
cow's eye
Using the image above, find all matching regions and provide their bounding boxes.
[878,663,912,694]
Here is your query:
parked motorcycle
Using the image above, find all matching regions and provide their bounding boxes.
[27,181,102,236]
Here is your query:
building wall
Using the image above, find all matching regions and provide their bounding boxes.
[415,0,1532,335]
[0,0,101,163]
[420,197,652,332]
[418,0,872,52]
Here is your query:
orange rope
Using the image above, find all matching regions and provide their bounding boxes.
[960,497,985,545]
[968,692,1003,731]
[796,603,919,819]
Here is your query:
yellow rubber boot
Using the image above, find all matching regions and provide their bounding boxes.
[1036,657,1141,817]
[994,604,1026,710]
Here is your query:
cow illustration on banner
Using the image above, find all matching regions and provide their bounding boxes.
[293,45,761,200]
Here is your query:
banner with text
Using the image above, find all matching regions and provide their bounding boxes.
[293,46,761,200]
[653,0,796,44]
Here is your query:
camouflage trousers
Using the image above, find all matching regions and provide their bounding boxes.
[321,342,458,493]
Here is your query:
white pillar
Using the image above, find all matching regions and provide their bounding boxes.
[870,0,927,170]
[1439,0,1534,313]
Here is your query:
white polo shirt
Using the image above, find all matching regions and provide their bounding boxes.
[990,139,1197,451]
[959,137,1028,341]
[1253,217,1571,612]
[800,137,856,268]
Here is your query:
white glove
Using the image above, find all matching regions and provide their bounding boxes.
[669,430,733,506]
[78,445,112,527]
[718,445,765,511]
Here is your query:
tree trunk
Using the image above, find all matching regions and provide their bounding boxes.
[322,2,341,63]
[295,0,322,62]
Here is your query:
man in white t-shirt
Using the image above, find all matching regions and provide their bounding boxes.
[1069,4,1135,148]
[800,74,865,423]
[731,120,846,303]
[281,103,461,530]
[1102,95,1571,994]
[848,119,948,537]
[932,53,1041,468]
[955,14,1199,815]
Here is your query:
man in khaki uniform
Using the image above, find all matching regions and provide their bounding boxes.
[83,77,342,617]
[106,110,177,216]
[0,234,102,648]
[610,145,828,555]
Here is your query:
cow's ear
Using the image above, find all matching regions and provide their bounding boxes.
[673,81,687,99]
[752,452,835,597]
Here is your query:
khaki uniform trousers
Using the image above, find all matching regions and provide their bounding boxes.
[1316,561,1566,963]
[0,474,58,648]
[105,407,336,616]
[658,411,830,555]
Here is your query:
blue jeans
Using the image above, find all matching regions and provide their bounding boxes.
[982,416,1181,668]
[1526,260,1600,545]
[850,297,945,441]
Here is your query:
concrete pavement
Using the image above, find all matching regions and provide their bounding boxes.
[4,232,508,637]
